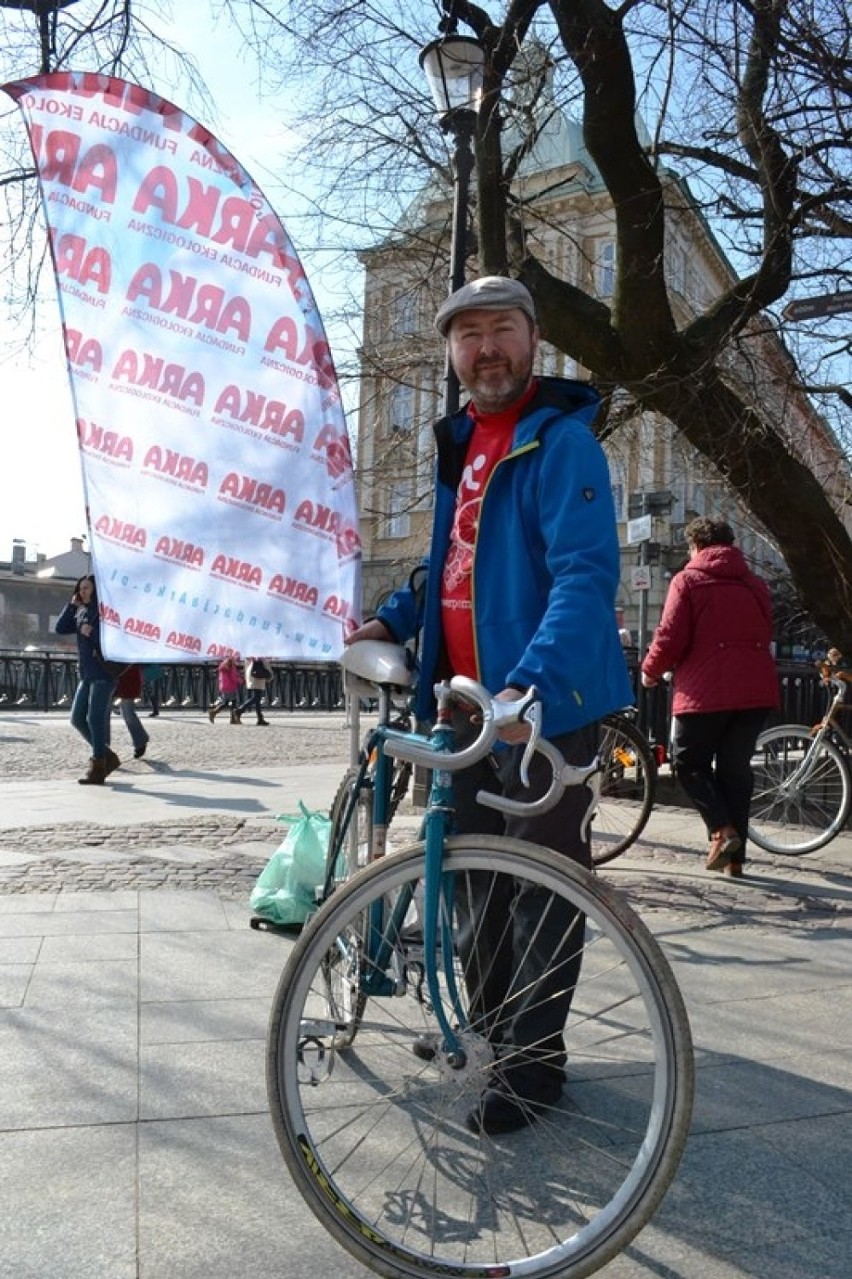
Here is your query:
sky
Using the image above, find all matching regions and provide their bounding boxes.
[0,2,354,563]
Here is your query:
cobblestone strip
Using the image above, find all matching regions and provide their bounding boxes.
[0,854,265,898]
[0,816,278,851]
[0,815,280,897]
[2,825,846,930]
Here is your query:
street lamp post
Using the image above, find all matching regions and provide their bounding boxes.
[419,34,485,414]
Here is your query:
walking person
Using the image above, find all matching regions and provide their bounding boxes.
[345,276,632,1134]
[237,656,272,725]
[142,663,164,716]
[115,664,150,758]
[641,517,779,876]
[54,574,121,784]
[208,655,243,724]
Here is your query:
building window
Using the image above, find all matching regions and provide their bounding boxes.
[385,479,412,539]
[390,290,418,337]
[595,240,616,298]
[669,243,688,297]
[389,382,415,433]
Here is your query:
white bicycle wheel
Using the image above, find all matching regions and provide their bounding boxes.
[267,836,694,1279]
[749,725,852,854]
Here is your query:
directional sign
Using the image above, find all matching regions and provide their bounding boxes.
[782,291,852,322]
[627,515,652,545]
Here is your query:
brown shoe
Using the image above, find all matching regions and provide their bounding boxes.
[79,756,107,786]
[724,862,744,877]
[104,747,121,776]
[706,825,742,871]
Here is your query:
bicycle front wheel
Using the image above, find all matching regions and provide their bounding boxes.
[749,725,852,854]
[591,714,657,865]
[267,836,694,1279]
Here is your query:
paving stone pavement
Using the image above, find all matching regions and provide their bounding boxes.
[2,710,852,1279]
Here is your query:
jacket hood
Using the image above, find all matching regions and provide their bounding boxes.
[686,545,750,582]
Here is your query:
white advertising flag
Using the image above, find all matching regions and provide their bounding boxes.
[4,72,361,662]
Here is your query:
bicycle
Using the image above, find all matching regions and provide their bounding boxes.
[591,709,657,865]
[749,674,852,855]
[265,641,695,1279]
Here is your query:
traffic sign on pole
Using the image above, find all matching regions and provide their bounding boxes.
[782,291,852,322]
[627,515,652,545]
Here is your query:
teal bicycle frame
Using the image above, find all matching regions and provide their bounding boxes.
[325,696,467,1059]
[323,672,596,1067]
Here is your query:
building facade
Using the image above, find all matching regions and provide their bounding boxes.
[0,537,90,649]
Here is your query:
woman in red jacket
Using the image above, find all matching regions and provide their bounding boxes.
[641,518,779,875]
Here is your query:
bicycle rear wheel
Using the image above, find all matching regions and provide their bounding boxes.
[327,758,413,886]
[267,836,694,1279]
[591,714,657,865]
[749,725,852,854]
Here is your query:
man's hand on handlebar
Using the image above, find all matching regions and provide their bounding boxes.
[494,688,534,744]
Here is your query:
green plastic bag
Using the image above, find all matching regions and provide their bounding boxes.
[249,802,331,926]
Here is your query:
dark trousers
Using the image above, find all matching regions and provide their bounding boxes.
[449,716,598,1083]
[670,709,770,859]
[238,688,265,719]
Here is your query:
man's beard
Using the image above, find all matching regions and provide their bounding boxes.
[465,356,534,413]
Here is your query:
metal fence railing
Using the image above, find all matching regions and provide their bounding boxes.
[0,651,344,714]
[1,650,833,741]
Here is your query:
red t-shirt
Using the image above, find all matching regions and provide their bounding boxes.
[441,382,538,678]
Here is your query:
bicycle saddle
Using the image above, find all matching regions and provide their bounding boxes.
[340,641,415,690]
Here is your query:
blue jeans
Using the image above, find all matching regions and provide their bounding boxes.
[70,678,115,758]
[119,698,149,752]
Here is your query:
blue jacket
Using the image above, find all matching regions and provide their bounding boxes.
[377,378,633,737]
[55,600,110,682]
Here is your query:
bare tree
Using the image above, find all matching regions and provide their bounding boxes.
[231,0,852,646]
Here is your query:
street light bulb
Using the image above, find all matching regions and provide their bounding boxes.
[419,35,485,119]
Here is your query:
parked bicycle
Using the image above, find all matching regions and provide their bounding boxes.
[592,708,657,864]
[265,642,694,1279]
[749,674,852,854]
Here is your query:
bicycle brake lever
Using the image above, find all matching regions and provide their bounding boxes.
[518,695,542,788]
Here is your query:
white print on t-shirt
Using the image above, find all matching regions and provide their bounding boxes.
[461,452,485,494]
[444,451,487,597]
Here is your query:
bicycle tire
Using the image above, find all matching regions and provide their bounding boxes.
[749,724,852,854]
[267,836,694,1279]
[327,758,414,884]
[327,766,370,888]
[591,713,658,865]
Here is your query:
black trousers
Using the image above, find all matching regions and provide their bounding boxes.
[449,715,599,1083]
[670,708,770,859]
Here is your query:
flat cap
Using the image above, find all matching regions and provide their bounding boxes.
[435,276,536,336]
